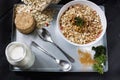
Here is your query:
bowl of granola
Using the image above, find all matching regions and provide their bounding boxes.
[57,0,107,46]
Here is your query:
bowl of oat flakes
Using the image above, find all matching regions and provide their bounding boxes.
[57,0,107,46]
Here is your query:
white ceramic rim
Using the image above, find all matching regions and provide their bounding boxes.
[5,42,27,62]
[57,0,107,47]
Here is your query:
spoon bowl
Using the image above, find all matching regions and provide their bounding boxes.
[56,59,72,72]
[38,28,53,43]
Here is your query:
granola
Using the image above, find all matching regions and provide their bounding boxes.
[60,4,102,44]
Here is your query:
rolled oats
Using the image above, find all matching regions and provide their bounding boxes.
[21,0,52,11]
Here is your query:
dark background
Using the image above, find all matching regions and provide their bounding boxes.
[0,0,120,80]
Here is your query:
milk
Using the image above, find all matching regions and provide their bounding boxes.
[5,42,35,69]
[10,46,24,60]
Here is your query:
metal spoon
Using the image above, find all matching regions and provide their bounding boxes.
[31,41,72,72]
[37,28,75,63]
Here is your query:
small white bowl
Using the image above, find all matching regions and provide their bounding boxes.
[57,0,107,46]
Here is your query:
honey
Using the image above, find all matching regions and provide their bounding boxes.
[78,49,95,66]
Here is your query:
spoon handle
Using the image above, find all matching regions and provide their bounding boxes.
[52,42,75,63]
[32,41,56,60]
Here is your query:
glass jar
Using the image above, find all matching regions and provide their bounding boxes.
[5,42,35,69]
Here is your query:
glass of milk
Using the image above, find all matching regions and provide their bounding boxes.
[5,42,35,69]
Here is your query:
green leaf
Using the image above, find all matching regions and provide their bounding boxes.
[92,45,106,58]
[92,45,107,74]
[94,54,106,64]
[74,17,85,27]
[93,63,104,74]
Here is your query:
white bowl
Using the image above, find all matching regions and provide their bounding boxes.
[57,0,107,46]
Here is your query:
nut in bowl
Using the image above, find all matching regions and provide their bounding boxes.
[57,0,107,46]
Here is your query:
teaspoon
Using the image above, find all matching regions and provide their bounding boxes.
[31,41,72,72]
[37,28,75,63]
